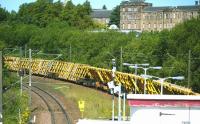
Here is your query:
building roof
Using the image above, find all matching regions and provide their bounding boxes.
[143,5,200,12]
[129,0,145,2]
[144,6,174,12]
[177,5,200,11]
[121,0,200,11]
[127,94,200,107]
[91,9,112,18]
[120,0,151,6]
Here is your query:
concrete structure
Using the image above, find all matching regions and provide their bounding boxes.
[120,0,200,31]
[91,9,112,26]
[127,94,200,124]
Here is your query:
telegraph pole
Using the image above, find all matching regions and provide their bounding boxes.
[119,47,123,121]
[19,47,23,96]
[69,44,72,62]
[188,50,191,88]
[0,51,3,124]
[28,49,32,122]
[120,47,123,72]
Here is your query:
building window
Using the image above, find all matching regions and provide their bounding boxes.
[133,8,138,12]
[134,23,137,29]
[146,15,150,20]
[127,15,131,20]
[173,13,176,19]
[164,14,166,19]
[166,14,169,19]
[168,13,172,19]
[170,19,172,23]
[160,13,162,19]
[128,24,131,29]
[122,15,125,20]
[160,24,162,28]
[122,24,125,29]
[154,24,156,29]
[123,8,125,12]
[128,8,132,12]
[143,14,145,19]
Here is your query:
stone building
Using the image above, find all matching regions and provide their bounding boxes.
[120,0,200,31]
[91,9,112,26]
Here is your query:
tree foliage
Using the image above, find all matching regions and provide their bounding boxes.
[109,5,120,27]
[17,0,93,28]
[102,5,107,10]
[0,5,9,21]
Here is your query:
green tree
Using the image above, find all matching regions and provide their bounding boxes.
[109,5,120,27]
[18,0,62,27]
[102,5,107,10]
[0,5,9,21]
[61,0,75,26]
[83,0,92,15]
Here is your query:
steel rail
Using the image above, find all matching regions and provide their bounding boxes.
[23,85,56,124]
[33,85,71,124]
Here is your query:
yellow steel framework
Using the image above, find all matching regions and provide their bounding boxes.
[4,57,198,95]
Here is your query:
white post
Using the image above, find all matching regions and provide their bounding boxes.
[20,76,23,96]
[19,109,21,124]
[112,90,115,121]
[112,59,116,121]
[123,93,126,121]
[134,64,138,94]
[118,83,121,121]
[144,68,147,94]
[160,79,164,95]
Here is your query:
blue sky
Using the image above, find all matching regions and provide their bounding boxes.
[0,0,197,12]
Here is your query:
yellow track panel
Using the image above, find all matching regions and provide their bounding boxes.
[59,62,73,80]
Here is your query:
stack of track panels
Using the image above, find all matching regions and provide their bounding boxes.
[4,56,198,95]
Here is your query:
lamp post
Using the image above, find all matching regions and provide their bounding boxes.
[111,59,116,121]
[19,47,23,96]
[123,63,149,94]
[137,66,162,94]
[159,76,184,95]
[141,75,184,95]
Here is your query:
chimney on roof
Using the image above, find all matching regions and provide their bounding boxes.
[195,1,198,5]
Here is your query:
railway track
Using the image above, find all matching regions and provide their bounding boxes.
[23,84,71,124]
